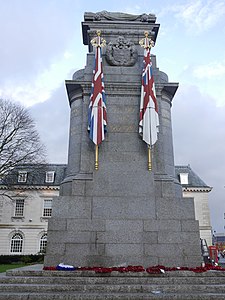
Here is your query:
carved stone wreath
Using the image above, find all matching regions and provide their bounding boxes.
[105,36,138,66]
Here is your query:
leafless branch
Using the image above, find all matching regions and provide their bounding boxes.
[0,98,46,192]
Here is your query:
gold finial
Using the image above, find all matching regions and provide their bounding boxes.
[139,31,155,49]
[91,30,106,48]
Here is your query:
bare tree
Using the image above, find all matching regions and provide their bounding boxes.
[0,98,46,182]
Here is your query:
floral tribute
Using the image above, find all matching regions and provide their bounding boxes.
[56,263,75,271]
[43,264,225,274]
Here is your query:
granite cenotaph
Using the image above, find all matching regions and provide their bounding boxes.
[44,11,202,268]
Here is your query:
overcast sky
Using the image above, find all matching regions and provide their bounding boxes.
[0,0,225,232]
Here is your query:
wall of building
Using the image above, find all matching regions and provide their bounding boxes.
[0,188,58,255]
[183,190,212,246]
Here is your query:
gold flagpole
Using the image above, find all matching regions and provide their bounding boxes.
[148,146,152,171]
[140,31,155,172]
[95,145,99,170]
[90,30,107,171]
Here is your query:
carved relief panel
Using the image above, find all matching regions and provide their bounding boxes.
[105,36,138,66]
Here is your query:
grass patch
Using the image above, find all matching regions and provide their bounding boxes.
[0,263,27,273]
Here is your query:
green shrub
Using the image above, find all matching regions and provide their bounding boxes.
[0,255,44,264]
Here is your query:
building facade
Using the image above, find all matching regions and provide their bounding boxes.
[0,164,212,255]
[175,165,212,246]
[0,164,66,255]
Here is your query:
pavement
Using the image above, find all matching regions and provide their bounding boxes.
[0,264,43,277]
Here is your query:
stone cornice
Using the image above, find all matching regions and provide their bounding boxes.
[0,223,47,229]
[0,185,60,191]
[183,187,212,193]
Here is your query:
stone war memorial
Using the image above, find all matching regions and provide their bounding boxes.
[44,11,202,268]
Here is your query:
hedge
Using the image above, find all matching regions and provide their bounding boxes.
[0,254,44,264]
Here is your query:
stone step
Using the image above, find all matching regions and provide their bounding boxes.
[2,270,225,300]
[1,275,225,285]
[1,283,225,294]
[0,292,225,300]
[7,270,225,277]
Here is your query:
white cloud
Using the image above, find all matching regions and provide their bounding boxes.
[124,5,141,14]
[190,61,225,107]
[0,51,78,107]
[193,61,225,79]
[176,0,225,33]
[64,51,73,59]
[158,0,225,34]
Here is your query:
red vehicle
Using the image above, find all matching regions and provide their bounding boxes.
[209,246,218,264]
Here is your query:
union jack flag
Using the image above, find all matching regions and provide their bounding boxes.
[88,38,107,145]
[139,38,159,147]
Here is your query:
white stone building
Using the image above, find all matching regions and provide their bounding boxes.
[0,164,66,255]
[175,165,212,246]
[0,164,212,255]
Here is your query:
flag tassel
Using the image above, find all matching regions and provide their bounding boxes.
[95,145,99,170]
[148,146,152,171]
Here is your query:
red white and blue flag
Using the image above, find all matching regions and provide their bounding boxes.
[88,40,107,145]
[139,39,159,146]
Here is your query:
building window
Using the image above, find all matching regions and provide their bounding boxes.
[18,171,27,183]
[15,199,25,217]
[45,171,55,183]
[39,234,47,253]
[179,173,189,185]
[43,199,52,217]
[10,233,23,253]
